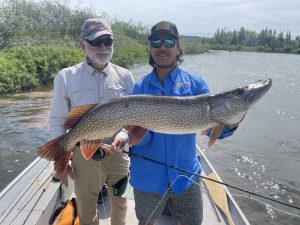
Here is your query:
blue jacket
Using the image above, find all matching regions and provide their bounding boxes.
[129,66,235,195]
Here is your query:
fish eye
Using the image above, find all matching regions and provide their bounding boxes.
[236,88,244,95]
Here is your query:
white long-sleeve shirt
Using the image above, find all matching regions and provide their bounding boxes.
[50,60,135,139]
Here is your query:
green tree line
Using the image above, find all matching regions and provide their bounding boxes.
[0,0,152,93]
[0,0,207,93]
[210,27,300,54]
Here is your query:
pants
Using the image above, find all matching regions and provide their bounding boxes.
[134,177,203,225]
[72,146,129,225]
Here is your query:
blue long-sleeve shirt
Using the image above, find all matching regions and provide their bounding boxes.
[129,66,235,195]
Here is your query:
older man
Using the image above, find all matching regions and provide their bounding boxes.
[50,18,134,225]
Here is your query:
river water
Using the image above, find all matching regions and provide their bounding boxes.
[0,50,299,224]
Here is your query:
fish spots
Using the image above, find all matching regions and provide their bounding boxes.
[124,101,129,108]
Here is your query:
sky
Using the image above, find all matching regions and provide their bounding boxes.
[66,0,300,37]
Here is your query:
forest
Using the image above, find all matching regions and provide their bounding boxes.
[210,27,300,53]
[0,0,299,93]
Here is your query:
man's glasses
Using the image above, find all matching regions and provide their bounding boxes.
[150,39,176,48]
[85,37,113,47]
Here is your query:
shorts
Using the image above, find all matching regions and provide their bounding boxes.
[133,177,203,225]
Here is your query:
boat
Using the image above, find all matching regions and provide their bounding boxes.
[0,145,250,225]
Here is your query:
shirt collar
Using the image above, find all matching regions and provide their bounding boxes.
[83,58,110,77]
[151,65,179,84]
[83,59,95,76]
[102,62,112,77]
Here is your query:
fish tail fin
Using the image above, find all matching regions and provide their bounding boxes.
[208,123,224,148]
[36,136,64,161]
[36,136,72,175]
[54,151,72,176]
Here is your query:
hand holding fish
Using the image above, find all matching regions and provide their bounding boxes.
[200,129,210,136]
[101,141,123,154]
[200,110,246,136]
[225,112,247,130]
[102,129,129,154]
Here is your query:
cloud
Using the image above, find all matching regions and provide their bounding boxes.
[67,0,300,37]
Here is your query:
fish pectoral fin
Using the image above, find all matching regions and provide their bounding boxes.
[65,104,97,129]
[208,123,225,148]
[80,139,102,160]
[36,136,72,176]
[127,125,147,145]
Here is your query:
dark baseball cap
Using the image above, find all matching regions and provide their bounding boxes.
[148,21,179,40]
[80,18,113,41]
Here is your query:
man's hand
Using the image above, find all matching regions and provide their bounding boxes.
[200,128,210,136]
[101,129,129,154]
[55,164,74,187]
[226,112,247,130]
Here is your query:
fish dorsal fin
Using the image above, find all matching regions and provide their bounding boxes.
[127,125,147,145]
[80,139,102,160]
[65,104,97,129]
[208,123,225,148]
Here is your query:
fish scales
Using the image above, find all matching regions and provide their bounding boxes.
[37,79,272,175]
[62,96,207,149]
[60,79,273,150]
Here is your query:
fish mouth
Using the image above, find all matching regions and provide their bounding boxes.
[242,78,272,104]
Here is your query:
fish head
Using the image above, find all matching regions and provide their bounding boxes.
[241,78,272,106]
[208,78,272,125]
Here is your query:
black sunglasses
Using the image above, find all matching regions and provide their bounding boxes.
[85,37,113,47]
[150,39,176,48]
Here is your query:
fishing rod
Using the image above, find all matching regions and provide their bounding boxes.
[22,178,52,225]
[0,160,52,225]
[122,149,300,211]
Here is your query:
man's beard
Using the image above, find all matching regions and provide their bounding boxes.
[155,58,177,69]
[85,47,113,68]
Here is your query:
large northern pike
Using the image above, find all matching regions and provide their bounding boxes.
[37,79,272,175]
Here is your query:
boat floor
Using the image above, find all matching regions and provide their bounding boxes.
[0,148,249,225]
[0,164,230,225]
[97,183,229,225]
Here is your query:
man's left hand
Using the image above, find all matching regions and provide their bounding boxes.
[101,129,129,154]
[226,112,247,130]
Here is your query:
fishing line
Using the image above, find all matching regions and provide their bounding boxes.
[232,194,300,219]
[96,159,109,225]
[144,177,173,225]
[179,175,300,219]
[123,150,300,211]
[144,174,208,225]
[74,146,109,224]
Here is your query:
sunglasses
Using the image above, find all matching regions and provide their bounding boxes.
[150,39,176,48]
[85,37,113,47]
